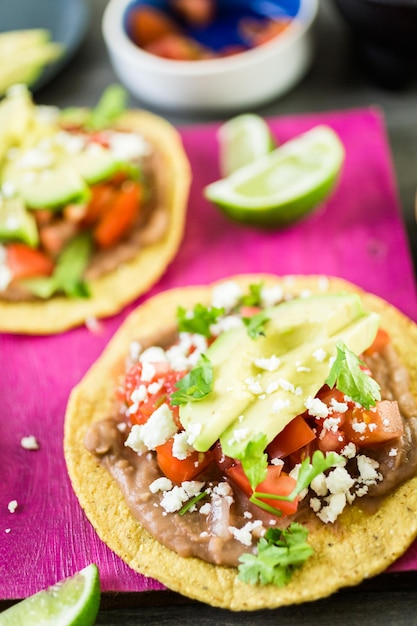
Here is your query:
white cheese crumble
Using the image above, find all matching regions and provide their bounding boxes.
[149,477,173,493]
[107,131,151,160]
[7,500,18,513]
[325,467,355,495]
[253,355,281,372]
[260,285,284,307]
[160,480,205,513]
[140,362,157,382]
[140,346,168,364]
[229,520,263,546]
[312,348,327,362]
[316,493,347,524]
[304,396,329,418]
[272,398,290,413]
[210,314,244,336]
[138,403,177,450]
[20,435,39,450]
[172,431,193,460]
[211,281,243,311]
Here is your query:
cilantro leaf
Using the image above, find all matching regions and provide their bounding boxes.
[240,282,264,307]
[176,303,225,337]
[86,84,127,130]
[238,433,268,490]
[243,310,270,339]
[170,354,213,405]
[326,340,381,409]
[238,523,313,587]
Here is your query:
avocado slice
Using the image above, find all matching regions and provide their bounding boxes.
[179,293,376,453]
[66,147,122,185]
[0,197,38,246]
[21,167,90,210]
[0,30,63,96]
[220,312,379,458]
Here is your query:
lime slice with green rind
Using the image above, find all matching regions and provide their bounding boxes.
[218,113,275,177]
[0,564,100,626]
[205,125,345,227]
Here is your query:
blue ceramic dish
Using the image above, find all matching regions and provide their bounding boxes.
[0,0,90,91]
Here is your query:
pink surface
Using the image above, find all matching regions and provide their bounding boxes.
[1,108,417,599]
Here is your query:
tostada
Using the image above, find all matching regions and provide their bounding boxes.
[64,274,417,610]
[0,85,190,333]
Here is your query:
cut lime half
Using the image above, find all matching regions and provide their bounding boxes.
[205,125,345,227]
[0,564,100,626]
[218,113,275,177]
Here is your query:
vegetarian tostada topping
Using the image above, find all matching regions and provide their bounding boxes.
[84,279,417,586]
[0,84,165,301]
[0,84,190,334]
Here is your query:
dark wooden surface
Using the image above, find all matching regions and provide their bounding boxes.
[36,0,417,623]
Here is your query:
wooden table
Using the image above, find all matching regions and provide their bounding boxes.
[37,1,417,623]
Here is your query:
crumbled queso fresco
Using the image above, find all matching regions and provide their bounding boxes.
[123,279,386,543]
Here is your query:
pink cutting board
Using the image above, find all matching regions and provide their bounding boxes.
[1,107,417,599]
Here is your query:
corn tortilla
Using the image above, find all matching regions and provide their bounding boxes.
[0,110,191,335]
[64,274,417,610]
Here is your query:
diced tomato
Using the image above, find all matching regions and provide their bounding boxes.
[314,387,350,453]
[171,0,215,26]
[39,221,79,257]
[127,5,179,48]
[317,427,347,454]
[124,362,186,427]
[226,463,299,516]
[239,305,262,318]
[267,415,316,460]
[364,328,390,356]
[156,437,213,483]
[6,243,54,280]
[144,33,205,60]
[82,184,116,226]
[63,203,88,224]
[343,400,404,447]
[94,181,142,249]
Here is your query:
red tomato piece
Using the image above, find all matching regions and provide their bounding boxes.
[124,362,186,427]
[171,0,215,26]
[144,33,206,60]
[226,463,299,516]
[267,415,316,460]
[343,400,404,447]
[94,181,142,249]
[127,5,179,48]
[156,437,213,483]
[364,328,390,356]
[6,243,54,280]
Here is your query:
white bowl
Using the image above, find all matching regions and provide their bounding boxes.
[102,0,318,113]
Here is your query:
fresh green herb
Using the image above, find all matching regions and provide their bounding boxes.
[326,340,381,409]
[86,84,127,131]
[178,491,208,516]
[239,433,268,490]
[243,310,270,339]
[237,523,314,586]
[22,232,92,299]
[251,450,344,514]
[176,303,225,337]
[171,354,213,405]
[239,282,264,307]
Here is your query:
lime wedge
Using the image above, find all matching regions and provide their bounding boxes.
[0,564,100,626]
[205,125,345,227]
[218,113,275,177]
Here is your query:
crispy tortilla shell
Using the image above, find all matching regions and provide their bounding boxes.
[64,275,417,610]
[0,110,190,334]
